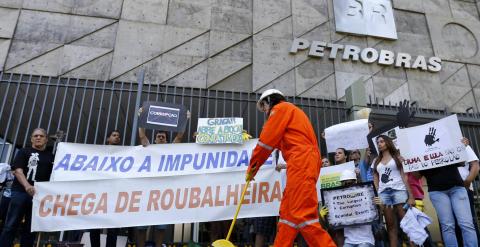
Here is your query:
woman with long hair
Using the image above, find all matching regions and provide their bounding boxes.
[372,135,414,247]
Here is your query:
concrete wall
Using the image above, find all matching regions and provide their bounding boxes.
[0,0,479,112]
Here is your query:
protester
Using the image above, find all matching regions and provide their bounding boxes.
[320,169,376,247]
[246,89,335,246]
[411,138,478,247]
[457,137,480,244]
[335,148,349,165]
[0,163,14,232]
[136,126,187,246]
[0,128,54,246]
[89,130,122,247]
[322,157,331,167]
[359,148,374,182]
[371,135,414,247]
[405,172,434,247]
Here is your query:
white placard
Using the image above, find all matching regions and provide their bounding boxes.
[318,161,356,189]
[321,183,378,229]
[397,115,466,172]
[325,119,369,153]
[33,169,281,232]
[196,118,243,144]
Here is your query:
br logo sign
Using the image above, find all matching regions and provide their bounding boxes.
[334,0,397,40]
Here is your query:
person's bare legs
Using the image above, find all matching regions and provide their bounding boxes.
[384,206,398,247]
[154,229,165,247]
[134,228,146,247]
[255,233,266,247]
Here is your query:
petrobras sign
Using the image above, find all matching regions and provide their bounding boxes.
[147,105,180,127]
[290,38,442,72]
[334,0,397,40]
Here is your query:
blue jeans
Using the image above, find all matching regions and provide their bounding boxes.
[429,186,478,247]
[0,190,35,246]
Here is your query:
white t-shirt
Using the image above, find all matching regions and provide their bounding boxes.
[371,158,406,193]
[344,225,375,245]
[458,145,479,191]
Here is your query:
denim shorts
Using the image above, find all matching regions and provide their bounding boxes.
[379,188,408,206]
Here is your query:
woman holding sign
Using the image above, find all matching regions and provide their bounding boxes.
[371,135,414,247]
[246,89,335,247]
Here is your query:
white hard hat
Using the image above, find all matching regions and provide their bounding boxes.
[257,89,284,110]
[339,169,357,182]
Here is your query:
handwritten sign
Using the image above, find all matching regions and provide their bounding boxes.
[397,115,466,172]
[325,119,369,153]
[321,183,378,229]
[196,118,243,144]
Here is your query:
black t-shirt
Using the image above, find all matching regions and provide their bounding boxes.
[11,147,54,192]
[420,163,464,192]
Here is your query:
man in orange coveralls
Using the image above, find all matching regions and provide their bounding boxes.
[246,89,336,247]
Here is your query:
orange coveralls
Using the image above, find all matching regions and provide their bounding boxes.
[247,102,336,247]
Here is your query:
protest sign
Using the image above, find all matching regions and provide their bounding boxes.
[32,169,282,232]
[321,183,378,229]
[196,118,243,144]
[50,139,275,181]
[139,101,187,132]
[397,115,466,172]
[371,126,400,153]
[318,161,355,190]
[325,119,369,153]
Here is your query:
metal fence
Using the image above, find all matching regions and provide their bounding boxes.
[1,71,480,243]
[0,72,350,160]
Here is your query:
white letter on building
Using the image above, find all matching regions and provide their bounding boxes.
[290,38,310,54]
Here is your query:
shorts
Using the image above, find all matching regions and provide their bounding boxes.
[135,225,167,230]
[379,188,408,206]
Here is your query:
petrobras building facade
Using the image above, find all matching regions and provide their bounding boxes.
[0,0,480,112]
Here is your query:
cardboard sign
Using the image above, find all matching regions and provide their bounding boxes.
[325,119,369,153]
[196,118,243,144]
[321,183,378,229]
[318,161,356,189]
[397,115,467,172]
[139,101,187,132]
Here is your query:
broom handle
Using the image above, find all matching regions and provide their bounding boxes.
[226,179,251,241]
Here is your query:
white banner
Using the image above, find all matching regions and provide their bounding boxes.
[33,169,282,232]
[196,118,243,144]
[397,115,466,172]
[325,119,369,153]
[321,183,378,229]
[51,139,274,181]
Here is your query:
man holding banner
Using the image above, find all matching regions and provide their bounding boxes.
[246,89,335,247]
[0,128,54,247]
